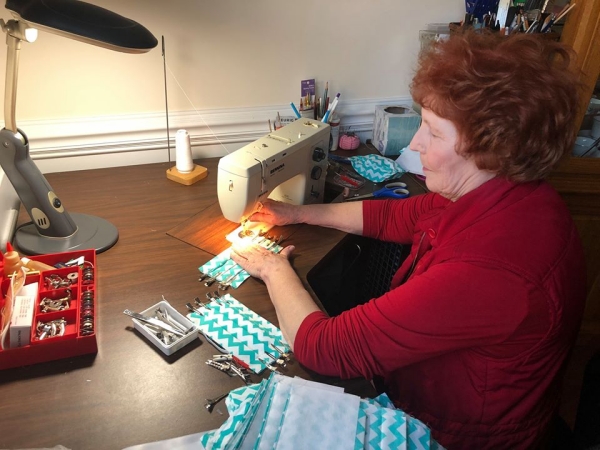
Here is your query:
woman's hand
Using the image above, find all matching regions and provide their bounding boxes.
[248,200,301,226]
[231,243,296,281]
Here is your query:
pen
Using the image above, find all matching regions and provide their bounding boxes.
[290,102,301,119]
[322,93,341,123]
[329,93,340,115]
[554,3,576,23]
[322,81,328,117]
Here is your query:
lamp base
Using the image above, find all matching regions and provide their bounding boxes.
[166,165,208,185]
[14,212,119,255]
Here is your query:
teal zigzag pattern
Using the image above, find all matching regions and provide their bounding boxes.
[407,416,431,450]
[349,154,404,183]
[207,301,280,353]
[382,409,407,450]
[193,311,265,373]
[189,294,290,373]
[198,248,230,275]
[223,304,285,346]
[368,408,385,450]
[199,242,283,289]
[209,393,253,449]
[371,393,396,409]
[355,403,367,450]
[222,295,289,350]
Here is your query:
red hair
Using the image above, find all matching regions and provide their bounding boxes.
[411,30,581,182]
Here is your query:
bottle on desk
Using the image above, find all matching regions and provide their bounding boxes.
[2,245,22,276]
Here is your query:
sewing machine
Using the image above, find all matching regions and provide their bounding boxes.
[217,119,330,233]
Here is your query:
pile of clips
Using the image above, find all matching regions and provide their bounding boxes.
[124,299,195,346]
[205,353,253,385]
[40,289,71,313]
[36,318,66,340]
[44,273,76,289]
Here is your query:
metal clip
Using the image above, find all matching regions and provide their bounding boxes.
[259,357,281,373]
[206,359,231,373]
[265,351,286,367]
[194,297,212,309]
[185,303,204,316]
[229,363,251,385]
[218,268,244,291]
[205,392,229,413]
[269,342,292,362]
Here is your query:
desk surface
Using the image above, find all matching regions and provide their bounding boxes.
[0,150,426,449]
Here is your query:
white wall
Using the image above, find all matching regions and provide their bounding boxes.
[0,0,463,172]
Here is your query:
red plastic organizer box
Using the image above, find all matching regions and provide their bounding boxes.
[0,249,98,370]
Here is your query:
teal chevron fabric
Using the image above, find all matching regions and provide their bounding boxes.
[194,374,445,450]
[199,240,283,289]
[125,378,445,450]
[187,294,290,374]
[349,154,405,183]
[407,415,432,450]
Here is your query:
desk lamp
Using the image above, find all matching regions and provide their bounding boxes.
[0,0,157,255]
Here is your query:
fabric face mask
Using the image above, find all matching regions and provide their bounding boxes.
[349,154,405,182]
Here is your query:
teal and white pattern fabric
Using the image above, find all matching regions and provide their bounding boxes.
[187,294,290,374]
[202,374,444,450]
[125,374,445,450]
[199,239,283,289]
[349,154,405,183]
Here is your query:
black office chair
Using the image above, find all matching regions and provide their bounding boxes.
[306,236,409,317]
[546,350,600,450]
[574,350,600,449]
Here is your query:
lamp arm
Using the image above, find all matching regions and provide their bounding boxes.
[1,20,77,238]
[2,20,30,133]
[0,129,78,238]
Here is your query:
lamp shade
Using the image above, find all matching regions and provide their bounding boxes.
[5,0,158,53]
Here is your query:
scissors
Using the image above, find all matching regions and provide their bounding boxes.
[350,182,410,200]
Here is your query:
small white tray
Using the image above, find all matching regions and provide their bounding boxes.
[131,300,199,356]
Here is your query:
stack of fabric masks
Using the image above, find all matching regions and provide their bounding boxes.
[208,373,445,449]
[124,374,445,450]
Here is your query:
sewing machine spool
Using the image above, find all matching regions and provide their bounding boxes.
[166,129,208,185]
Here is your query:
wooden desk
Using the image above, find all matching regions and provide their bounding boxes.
[0,152,425,449]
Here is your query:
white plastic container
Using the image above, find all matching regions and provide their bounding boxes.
[131,300,199,355]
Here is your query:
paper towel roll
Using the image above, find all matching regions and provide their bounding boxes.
[175,129,194,173]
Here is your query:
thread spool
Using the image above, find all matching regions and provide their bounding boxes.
[175,129,194,173]
[166,130,208,185]
[82,262,94,284]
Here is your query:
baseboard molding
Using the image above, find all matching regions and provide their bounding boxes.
[20,96,413,173]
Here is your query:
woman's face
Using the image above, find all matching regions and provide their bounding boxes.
[409,108,493,201]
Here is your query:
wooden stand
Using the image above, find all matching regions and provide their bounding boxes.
[166,164,208,185]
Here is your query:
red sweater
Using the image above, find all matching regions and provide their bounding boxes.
[295,177,586,449]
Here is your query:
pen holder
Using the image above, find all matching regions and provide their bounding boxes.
[300,108,314,119]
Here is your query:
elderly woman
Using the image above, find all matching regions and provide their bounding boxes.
[231,31,586,449]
